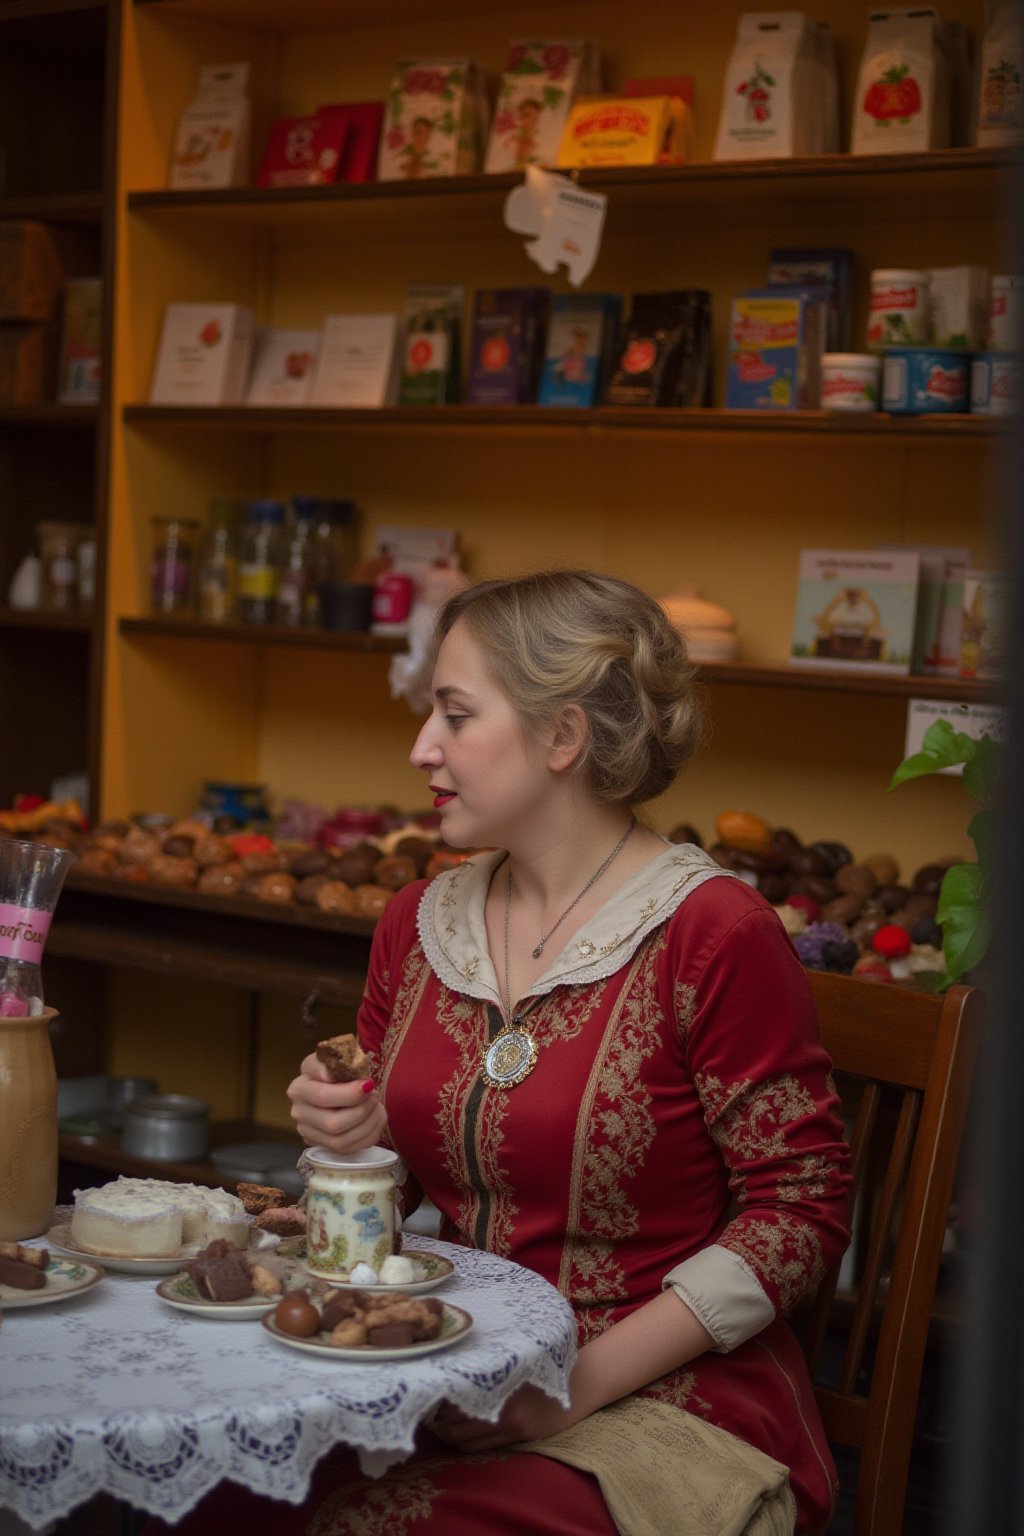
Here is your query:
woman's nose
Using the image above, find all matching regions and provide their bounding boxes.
[410,719,442,770]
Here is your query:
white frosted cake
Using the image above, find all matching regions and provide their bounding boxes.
[71,1177,249,1258]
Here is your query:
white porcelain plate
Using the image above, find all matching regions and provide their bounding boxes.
[262,1301,472,1360]
[45,1224,271,1277]
[0,1254,104,1309]
[155,1260,322,1319]
[299,1248,455,1296]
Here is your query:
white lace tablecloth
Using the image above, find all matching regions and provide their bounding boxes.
[0,1237,577,1530]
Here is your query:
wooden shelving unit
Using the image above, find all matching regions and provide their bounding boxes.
[119,614,406,651]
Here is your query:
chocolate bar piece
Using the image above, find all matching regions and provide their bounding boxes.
[0,1255,47,1290]
[367,1321,414,1347]
[315,1033,371,1083]
[0,1241,48,1269]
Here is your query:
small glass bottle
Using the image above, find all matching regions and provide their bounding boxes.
[150,517,199,615]
[238,500,285,624]
[305,498,360,626]
[37,522,82,611]
[197,500,241,623]
[276,503,316,627]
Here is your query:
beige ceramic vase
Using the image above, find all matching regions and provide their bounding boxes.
[0,1006,58,1240]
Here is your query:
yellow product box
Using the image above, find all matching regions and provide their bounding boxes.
[556,95,688,167]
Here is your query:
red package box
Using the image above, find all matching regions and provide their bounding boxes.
[257,105,351,187]
[326,102,384,183]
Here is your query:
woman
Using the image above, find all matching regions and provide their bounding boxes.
[160,570,849,1535]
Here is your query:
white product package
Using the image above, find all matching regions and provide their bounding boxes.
[714,13,837,160]
[851,9,950,154]
[168,62,251,189]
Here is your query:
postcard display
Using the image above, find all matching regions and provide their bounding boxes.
[790,549,921,674]
[378,60,489,180]
[484,40,600,171]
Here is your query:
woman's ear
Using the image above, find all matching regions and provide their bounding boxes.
[548,704,589,773]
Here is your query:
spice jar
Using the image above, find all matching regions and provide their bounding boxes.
[150,516,199,615]
[238,500,286,624]
[304,1145,398,1279]
[197,500,241,622]
[37,522,82,611]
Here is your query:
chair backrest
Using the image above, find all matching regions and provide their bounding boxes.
[802,971,982,1536]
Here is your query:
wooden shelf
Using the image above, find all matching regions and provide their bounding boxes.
[0,403,100,426]
[59,1118,301,1190]
[698,661,999,704]
[0,606,93,632]
[123,403,1006,442]
[126,147,1015,229]
[118,615,406,651]
[52,872,375,1006]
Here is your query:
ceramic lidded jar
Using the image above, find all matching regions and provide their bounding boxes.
[0,1006,58,1240]
[304,1145,398,1279]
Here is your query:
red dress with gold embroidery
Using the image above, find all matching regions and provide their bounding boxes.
[360,848,852,1533]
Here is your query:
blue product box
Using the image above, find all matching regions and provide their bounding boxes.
[538,293,621,407]
[766,247,854,352]
[726,287,826,410]
[465,287,549,405]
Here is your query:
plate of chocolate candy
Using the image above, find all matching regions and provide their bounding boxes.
[0,1243,104,1309]
[155,1242,323,1319]
[262,1289,473,1360]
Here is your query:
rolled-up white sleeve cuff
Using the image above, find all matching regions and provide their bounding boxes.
[662,1244,775,1353]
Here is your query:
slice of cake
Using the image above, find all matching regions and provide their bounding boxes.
[315,1033,371,1083]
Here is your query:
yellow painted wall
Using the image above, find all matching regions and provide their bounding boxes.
[101,0,1005,1123]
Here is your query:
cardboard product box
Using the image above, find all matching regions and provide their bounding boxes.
[169,62,251,190]
[877,542,970,676]
[148,302,255,406]
[378,59,488,180]
[0,221,65,321]
[726,289,824,410]
[309,314,400,407]
[58,277,102,404]
[538,292,621,406]
[557,95,687,167]
[790,547,921,674]
[465,287,549,405]
[604,290,711,408]
[398,284,464,406]
[766,247,853,353]
[485,39,600,172]
[927,265,990,349]
[0,322,50,404]
[257,106,351,187]
[245,326,320,406]
[334,103,385,182]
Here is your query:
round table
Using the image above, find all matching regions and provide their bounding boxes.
[0,1237,577,1531]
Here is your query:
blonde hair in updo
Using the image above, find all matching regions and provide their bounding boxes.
[436,570,704,807]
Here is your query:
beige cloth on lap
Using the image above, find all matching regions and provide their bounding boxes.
[523,1396,796,1536]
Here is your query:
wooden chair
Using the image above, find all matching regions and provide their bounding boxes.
[801,971,983,1536]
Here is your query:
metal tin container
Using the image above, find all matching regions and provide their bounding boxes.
[882,348,970,414]
[121,1093,210,1161]
[970,351,1022,415]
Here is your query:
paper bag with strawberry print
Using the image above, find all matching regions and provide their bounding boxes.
[851,8,950,154]
[714,13,833,160]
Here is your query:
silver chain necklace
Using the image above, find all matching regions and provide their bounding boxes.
[483,820,636,1091]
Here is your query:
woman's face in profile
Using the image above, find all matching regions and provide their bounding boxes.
[409,621,552,849]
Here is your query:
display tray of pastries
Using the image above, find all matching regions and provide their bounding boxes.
[262,1286,472,1360]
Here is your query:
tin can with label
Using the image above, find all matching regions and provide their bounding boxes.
[971,351,1023,415]
[988,275,1023,352]
[882,348,969,414]
[304,1145,398,1279]
[820,353,881,412]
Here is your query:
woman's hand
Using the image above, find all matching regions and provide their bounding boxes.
[287,1052,387,1153]
[428,1384,579,1453]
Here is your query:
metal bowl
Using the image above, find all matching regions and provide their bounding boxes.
[121,1093,210,1161]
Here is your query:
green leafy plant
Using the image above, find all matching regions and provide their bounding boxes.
[888,720,1000,989]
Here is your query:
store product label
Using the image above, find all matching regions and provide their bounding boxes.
[0,904,51,962]
[904,699,1004,774]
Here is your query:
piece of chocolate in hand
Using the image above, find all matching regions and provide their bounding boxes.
[315,1033,371,1083]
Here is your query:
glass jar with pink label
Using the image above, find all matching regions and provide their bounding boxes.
[0,839,75,1016]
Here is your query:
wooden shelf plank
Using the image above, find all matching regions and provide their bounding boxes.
[126,146,1014,224]
[0,190,103,224]
[118,615,405,651]
[698,661,1000,704]
[0,403,100,426]
[59,1119,300,1189]
[123,403,1006,441]
[0,606,93,632]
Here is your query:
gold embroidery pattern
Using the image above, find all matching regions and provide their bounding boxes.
[641,1366,713,1417]
[377,944,433,1083]
[696,1072,819,1165]
[307,1450,517,1535]
[434,987,497,1244]
[675,981,697,1042]
[719,1213,826,1311]
[563,934,665,1309]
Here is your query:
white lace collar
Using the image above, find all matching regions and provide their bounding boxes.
[416,843,737,1010]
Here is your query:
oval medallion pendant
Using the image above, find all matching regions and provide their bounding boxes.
[481,1028,538,1089]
